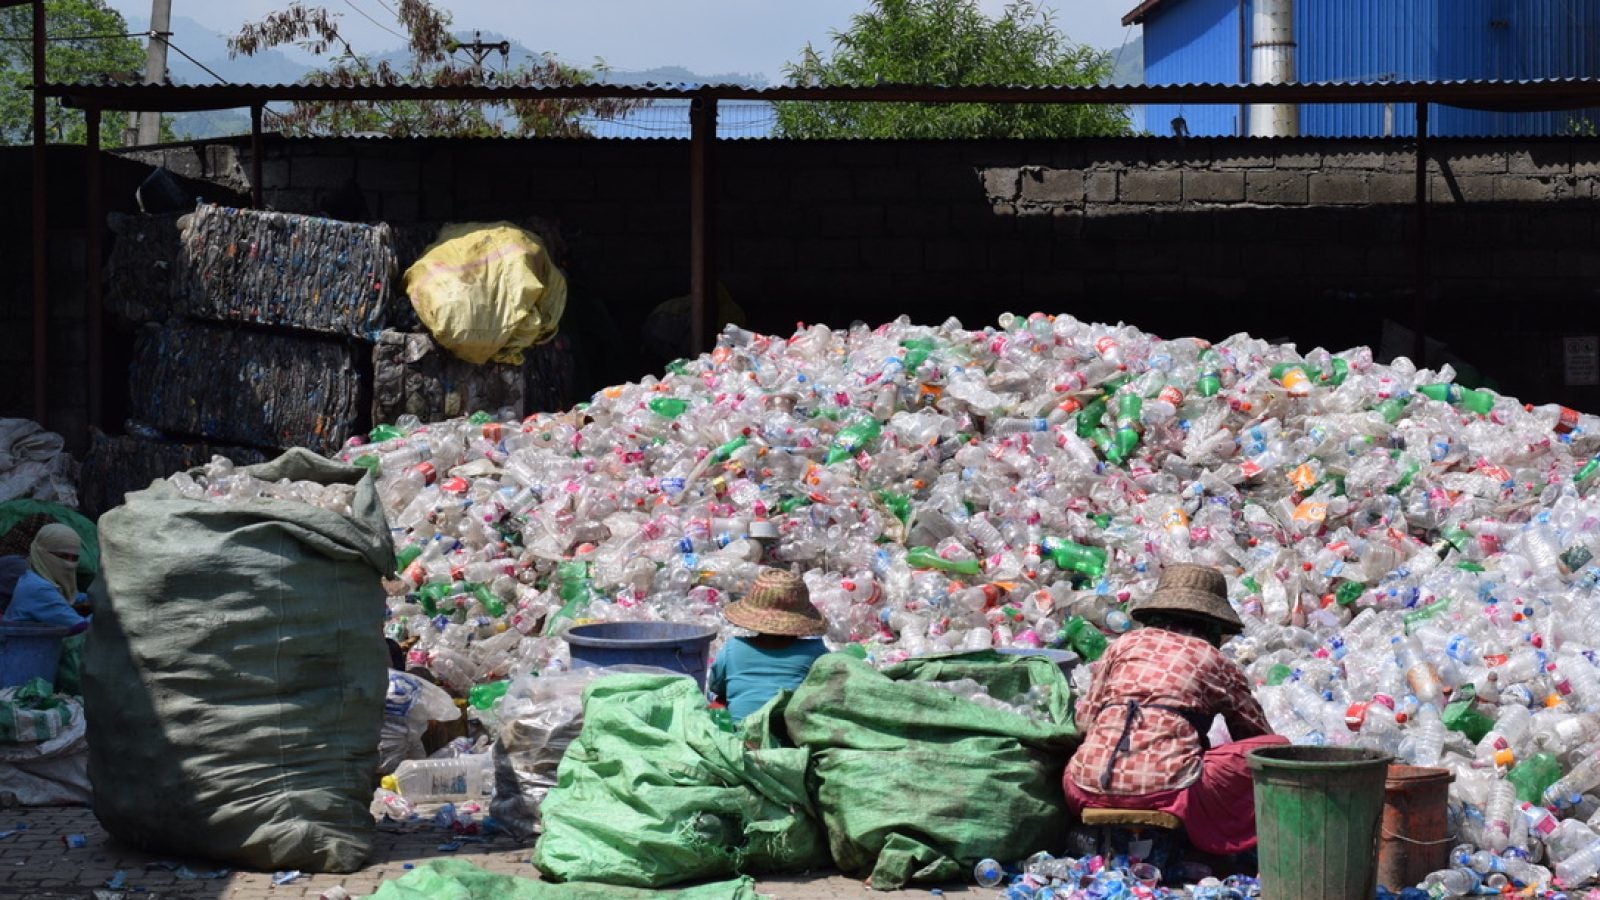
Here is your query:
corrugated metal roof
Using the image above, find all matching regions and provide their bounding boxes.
[37,77,1600,113]
[1123,0,1171,25]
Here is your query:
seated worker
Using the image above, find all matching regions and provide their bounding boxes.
[5,524,90,631]
[1065,563,1286,858]
[708,568,830,722]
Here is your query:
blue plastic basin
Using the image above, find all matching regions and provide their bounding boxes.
[562,622,719,690]
[0,623,70,689]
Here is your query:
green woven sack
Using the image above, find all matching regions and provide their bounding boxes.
[368,859,764,900]
[82,449,392,873]
[534,673,828,888]
[784,652,1080,890]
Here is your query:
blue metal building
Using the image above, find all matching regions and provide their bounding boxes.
[1125,0,1600,136]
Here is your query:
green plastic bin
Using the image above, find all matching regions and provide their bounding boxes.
[1248,745,1391,900]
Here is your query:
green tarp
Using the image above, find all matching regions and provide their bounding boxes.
[364,859,765,900]
[83,450,392,873]
[533,673,828,888]
[784,652,1080,890]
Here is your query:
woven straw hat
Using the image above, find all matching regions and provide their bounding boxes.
[723,569,827,637]
[1129,564,1244,635]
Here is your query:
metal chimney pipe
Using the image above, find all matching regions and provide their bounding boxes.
[1249,0,1298,137]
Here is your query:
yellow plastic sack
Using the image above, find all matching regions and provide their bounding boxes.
[404,223,568,365]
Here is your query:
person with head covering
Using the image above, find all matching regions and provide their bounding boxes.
[4,523,90,631]
[1064,564,1287,858]
[708,568,831,723]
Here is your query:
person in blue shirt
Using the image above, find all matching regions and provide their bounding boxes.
[5,524,89,632]
[708,568,830,722]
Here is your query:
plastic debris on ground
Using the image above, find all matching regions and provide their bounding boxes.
[976,851,1260,900]
[178,312,1600,890]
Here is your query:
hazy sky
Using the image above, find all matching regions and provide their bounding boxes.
[102,0,1142,81]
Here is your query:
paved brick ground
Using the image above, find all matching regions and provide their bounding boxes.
[0,807,979,899]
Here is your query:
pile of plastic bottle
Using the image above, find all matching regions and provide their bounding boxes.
[314,312,1600,889]
[975,852,1253,899]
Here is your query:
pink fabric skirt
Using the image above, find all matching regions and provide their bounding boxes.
[1063,734,1291,856]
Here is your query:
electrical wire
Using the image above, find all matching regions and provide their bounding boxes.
[342,0,410,45]
[0,31,142,42]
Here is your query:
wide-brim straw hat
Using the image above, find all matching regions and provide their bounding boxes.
[723,569,827,637]
[1129,563,1244,635]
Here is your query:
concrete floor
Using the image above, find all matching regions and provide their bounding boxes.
[0,807,980,899]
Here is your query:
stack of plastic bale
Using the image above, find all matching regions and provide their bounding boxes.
[112,203,393,457]
[77,429,267,519]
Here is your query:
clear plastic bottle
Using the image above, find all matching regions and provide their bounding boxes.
[973,858,1005,888]
[385,754,493,803]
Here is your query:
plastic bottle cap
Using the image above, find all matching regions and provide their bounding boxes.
[1494,749,1515,768]
[381,775,397,792]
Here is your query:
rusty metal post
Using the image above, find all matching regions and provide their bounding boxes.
[688,93,718,356]
[31,0,47,424]
[250,104,264,208]
[1412,101,1429,365]
[85,106,103,430]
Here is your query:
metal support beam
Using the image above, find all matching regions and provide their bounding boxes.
[688,94,718,356]
[30,0,46,424]
[85,106,103,430]
[250,104,264,208]
[1412,101,1430,366]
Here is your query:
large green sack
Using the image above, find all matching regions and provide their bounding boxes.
[367,859,764,900]
[784,652,1079,890]
[82,450,392,873]
[533,673,828,888]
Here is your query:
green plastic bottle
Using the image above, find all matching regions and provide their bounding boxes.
[1043,538,1108,579]
[712,434,749,461]
[467,582,506,618]
[1417,383,1494,415]
[905,546,982,576]
[1075,396,1108,440]
[416,581,452,616]
[1334,581,1365,606]
[709,705,736,733]
[648,397,689,419]
[876,490,912,525]
[1507,752,1563,804]
[826,417,883,465]
[1265,663,1294,686]
[369,423,403,443]
[468,680,510,711]
[395,544,423,572]
[1440,691,1494,744]
[1062,616,1108,662]
[1196,350,1222,398]
[1374,397,1410,424]
[1402,597,1452,632]
[1107,393,1141,463]
[543,560,594,637]
[1577,455,1600,483]
[901,337,937,374]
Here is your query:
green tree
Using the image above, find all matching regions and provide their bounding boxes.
[0,0,148,145]
[775,0,1129,139]
[229,0,642,137]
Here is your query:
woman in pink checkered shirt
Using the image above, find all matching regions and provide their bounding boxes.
[1064,564,1288,856]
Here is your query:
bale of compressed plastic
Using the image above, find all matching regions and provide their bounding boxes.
[177,203,398,337]
[82,450,392,872]
[372,330,525,424]
[104,212,182,323]
[77,429,267,518]
[783,652,1079,890]
[128,322,361,454]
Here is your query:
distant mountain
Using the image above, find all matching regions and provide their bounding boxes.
[1107,34,1144,86]
[123,14,313,86]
